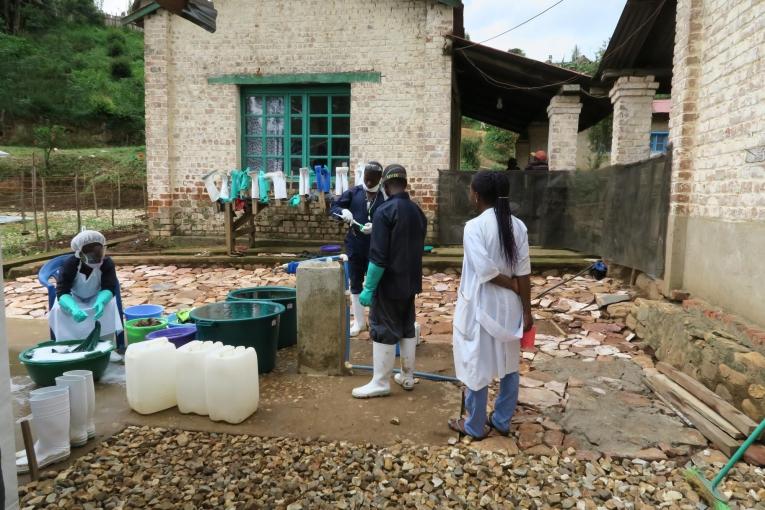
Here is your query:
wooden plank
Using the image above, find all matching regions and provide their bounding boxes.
[651,371,743,439]
[657,362,758,436]
[18,417,39,481]
[224,201,235,255]
[646,373,739,456]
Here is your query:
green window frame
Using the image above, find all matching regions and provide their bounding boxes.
[240,85,351,179]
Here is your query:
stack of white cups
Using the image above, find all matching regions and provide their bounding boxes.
[15,370,96,473]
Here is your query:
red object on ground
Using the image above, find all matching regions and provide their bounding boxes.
[521,325,536,351]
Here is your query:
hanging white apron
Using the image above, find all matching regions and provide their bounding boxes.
[48,264,122,341]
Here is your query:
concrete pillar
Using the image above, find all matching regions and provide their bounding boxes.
[609,75,660,165]
[547,93,582,170]
[296,260,348,376]
[0,255,19,510]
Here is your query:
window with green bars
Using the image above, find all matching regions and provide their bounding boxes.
[241,85,351,179]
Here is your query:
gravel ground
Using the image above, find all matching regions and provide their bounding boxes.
[18,426,765,510]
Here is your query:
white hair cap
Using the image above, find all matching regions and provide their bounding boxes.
[71,230,106,257]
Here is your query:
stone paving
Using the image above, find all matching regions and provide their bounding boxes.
[6,264,765,508]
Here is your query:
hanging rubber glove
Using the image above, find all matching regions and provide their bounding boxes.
[93,289,113,320]
[340,209,354,224]
[59,294,88,323]
[359,262,385,307]
[360,222,373,235]
[258,170,270,204]
[289,194,301,207]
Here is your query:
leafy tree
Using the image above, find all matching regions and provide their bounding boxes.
[483,125,518,161]
[587,115,612,169]
[508,48,526,57]
[461,137,481,170]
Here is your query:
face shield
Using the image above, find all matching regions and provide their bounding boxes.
[80,243,105,267]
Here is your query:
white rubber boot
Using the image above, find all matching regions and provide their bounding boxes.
[16,390,71,473]
[394,337,417,390]
[65,370,96,439]
[56,374,89,447]
[349,293,366,337]
[352,342,396,398]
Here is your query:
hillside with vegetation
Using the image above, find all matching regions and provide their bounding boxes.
[0,0,145,146]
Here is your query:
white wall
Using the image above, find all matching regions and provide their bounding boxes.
[0,252,19,509]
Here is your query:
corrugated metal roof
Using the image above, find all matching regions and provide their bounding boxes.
[450,36,611,133]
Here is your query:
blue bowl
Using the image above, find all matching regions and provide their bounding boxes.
[145,325,197,348]
[124,304,165,322]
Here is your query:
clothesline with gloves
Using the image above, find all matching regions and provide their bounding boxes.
[205,163,355,256]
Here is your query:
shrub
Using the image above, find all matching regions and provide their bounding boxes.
[461,137,481,170]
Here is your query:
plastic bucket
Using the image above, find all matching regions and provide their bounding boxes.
[166,313,193,328]
[124,304,164,322]
[125,318,168,345]
[227,286,296,349]
[145,325,197,348]
[19,340,113,387]
[190,301,284,373]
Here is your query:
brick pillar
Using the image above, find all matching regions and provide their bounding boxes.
[609,75,659,165]
[143,11,173,237]
[546,94,582,171]
[663,0,702,294]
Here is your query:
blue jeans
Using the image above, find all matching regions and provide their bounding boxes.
[464,372,520,437]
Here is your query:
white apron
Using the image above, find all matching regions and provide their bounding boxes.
[48,263,122,341]
[452,211,531,391]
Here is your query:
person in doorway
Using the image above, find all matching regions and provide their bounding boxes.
[448,170,533,439]
[330,161,386,336]
[505,157,520,171]
[352,164,427,398]
[524,150,549,171]
[49,230,123,353]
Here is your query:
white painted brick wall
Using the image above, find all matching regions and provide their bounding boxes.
[547,94,582,171]
[143,0,454,239]
[671,0,765,222]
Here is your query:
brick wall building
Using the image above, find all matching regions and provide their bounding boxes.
[134,0,456,242]
[664,0,765,326]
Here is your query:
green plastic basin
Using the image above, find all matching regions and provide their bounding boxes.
[227,286,296,349]
[125,318,168,345]
[190,300,285,373]
[19,339,113,387]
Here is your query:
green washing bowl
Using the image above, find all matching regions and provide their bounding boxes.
[227,286,296,349]
[125,318,169,345]
[191,300,284,373]
[19,339,113,387]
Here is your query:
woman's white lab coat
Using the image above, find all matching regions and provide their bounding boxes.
[452,209,531,391]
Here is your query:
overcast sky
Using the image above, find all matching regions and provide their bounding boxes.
[101,0,626,62]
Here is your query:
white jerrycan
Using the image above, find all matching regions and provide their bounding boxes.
[125,338,177,414]
[205,346,259,424]
[176,341,232,415]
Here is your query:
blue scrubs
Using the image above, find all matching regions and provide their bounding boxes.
[330,185,385,293]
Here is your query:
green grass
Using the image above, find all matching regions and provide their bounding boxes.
[0,209,145,260]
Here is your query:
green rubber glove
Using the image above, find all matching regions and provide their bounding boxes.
[359,262,385,307]
[59,294,88,323]
[93,289,113,320]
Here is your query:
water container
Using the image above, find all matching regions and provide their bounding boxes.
[125,338,177,414]
[176,341,232,415]
[124,304,165,321]
[205,346,259,424]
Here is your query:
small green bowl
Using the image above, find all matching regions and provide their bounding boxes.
[19,339,113,387]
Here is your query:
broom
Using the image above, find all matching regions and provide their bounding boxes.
[685,418,765,510]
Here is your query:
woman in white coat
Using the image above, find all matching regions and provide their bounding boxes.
[48,230,122,346]
[449,171,533,439]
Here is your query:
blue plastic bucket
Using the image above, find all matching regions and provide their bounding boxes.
[124,304,164,322]
[166,313,189,328]
[145,325,197,348]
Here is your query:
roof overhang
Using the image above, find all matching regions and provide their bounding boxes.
[122,0,462,25]
[449,36,611,133]
[594,0,676,95]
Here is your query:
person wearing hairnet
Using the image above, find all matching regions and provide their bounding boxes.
[48,230,122,353]
[330,161,386,337]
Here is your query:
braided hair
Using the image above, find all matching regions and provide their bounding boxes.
[470,171,517,266]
